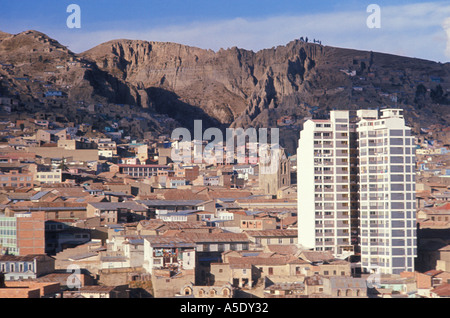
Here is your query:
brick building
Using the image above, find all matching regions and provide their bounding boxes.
[0,164,33,188]
[0,273,61,298]
[0,211,45,255]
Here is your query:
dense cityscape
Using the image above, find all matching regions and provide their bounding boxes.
[0,102,449,298]
[0,1,449,303]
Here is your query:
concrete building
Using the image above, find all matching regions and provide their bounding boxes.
[0,274,61,298]
[244,230,298,249]
[110,164,170,179]
[143,236,196,275]
[233,164,256,180]
[323,276,367,297]
[297,110,354,257]
[0,254,55,280]
[297,109,417,275]
[357,109,416,274]
[178,282,234,298]
[5,203,88,221]
[0,164,33,188]
[264,281,306,298]
[35,129,67,143]
[167,177,187,188]
[57,139,95,150]
[436,245,450,272]
[87,202,149,225]
[28,164,62,185]
[44,220,91,255]
[136,199,208,217]
[97,139,117,155]
[26,147,99,162]
[0,211,45,256]
[107,236,145,268]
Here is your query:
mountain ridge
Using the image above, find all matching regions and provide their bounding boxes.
[1,30,449,153]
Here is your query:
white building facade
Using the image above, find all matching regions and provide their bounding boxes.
[297,108,416,275]
[357,109,416,274]
[35,168,62,184]
[297,111,354,258]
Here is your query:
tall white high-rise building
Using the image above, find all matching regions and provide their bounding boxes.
[357,109,416,274]
[297,111,355,258]
[297,108,416,275]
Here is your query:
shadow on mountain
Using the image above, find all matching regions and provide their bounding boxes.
[147,87,227,132]
[82,61,138,106]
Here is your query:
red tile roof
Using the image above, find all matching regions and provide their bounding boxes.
[431,283,450,297]
[436,202,450,210]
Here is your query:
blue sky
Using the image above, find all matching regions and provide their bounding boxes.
[1,0,450,62]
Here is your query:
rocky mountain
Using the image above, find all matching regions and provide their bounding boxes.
[1,30,449,153]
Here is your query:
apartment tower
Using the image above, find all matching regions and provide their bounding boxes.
[297,110,355,258]
[297,108,416,275]
[357,109,416,274]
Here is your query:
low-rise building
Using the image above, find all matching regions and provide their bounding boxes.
[264,281,306,298]
[136,199,208,217]
[178,282,234,298]
[323,276,367,297]
[36,128,67,143]
[437,245,450,272]
[87,202,148,225]
[107,235,145,268]
[157,210,198,222]
[167,177,187,189]
[110,164,170,179]
[0,254,55,280]
[240,218,278,231]
[430,283,450,298]
[45,220,91,254]
[216,251,310,288]
[136,220,216,236]
[33,167,62,185]
[143,236,196,275]
[304,274,325,296]
[0,164,33,188]
[5,202,88,221]
[54,240,105,275]
[245,229,298,249]
[0,211,45,255]
[0,274,61,298]
[369,274,417,298]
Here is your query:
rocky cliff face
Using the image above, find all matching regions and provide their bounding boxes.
[1,30,449,152]
[82,39,325,127]
[82,37,450,129]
